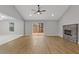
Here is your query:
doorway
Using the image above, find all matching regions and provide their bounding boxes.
[32,23,44,36]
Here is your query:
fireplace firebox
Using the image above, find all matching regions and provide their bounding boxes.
[64,30,72,36]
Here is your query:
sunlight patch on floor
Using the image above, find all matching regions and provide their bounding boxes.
[32,33,45,46]
[32,33,44,36]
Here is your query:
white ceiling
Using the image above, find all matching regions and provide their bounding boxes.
[15,5,69,20]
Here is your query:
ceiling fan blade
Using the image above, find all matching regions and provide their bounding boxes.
[34,11,38,14]
[40,10,46,12]
[39,12,42,14]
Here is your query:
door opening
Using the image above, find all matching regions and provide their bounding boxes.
[32,23,44,36]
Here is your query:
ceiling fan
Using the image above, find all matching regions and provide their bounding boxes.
[32,5,46,15]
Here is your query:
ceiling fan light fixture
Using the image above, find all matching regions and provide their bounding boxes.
[52,14,54,16]
[37,12,40,15]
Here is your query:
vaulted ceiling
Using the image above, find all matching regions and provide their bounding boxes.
[15,5,69,20]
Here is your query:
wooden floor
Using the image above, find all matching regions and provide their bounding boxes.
[0,35,79,54]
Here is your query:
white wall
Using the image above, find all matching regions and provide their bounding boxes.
[25,20,58,36]
[58,6,79,37]
[0,20,24,35]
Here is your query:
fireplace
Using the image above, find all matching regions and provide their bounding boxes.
[63,24,78,44]
[64,30,72,36]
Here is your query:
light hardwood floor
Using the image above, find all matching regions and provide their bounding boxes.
[0,35,79,54]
